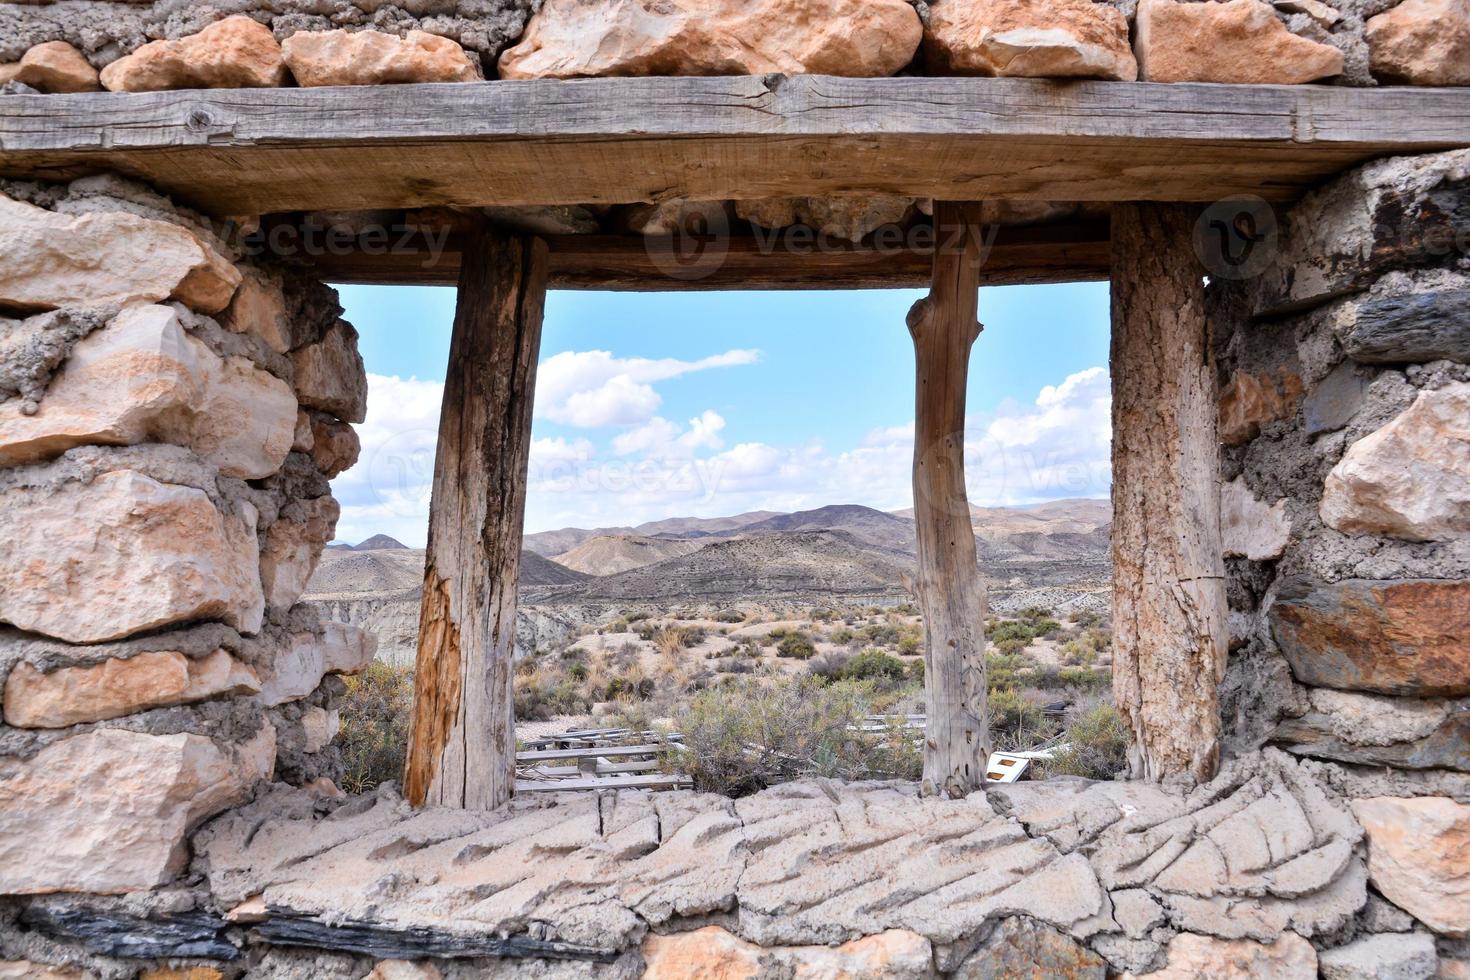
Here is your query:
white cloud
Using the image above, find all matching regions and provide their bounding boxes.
[536,349,760,428]
[329,364,1112,546]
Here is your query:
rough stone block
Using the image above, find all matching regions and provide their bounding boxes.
[257,621,375,706]
[641,926,933,980]
[100,15,287,92]
[260,495,340,611]
[498,0,923,79]
[735,196,917,245]
[1304,361,1371,435]
[219,267,293,355]
[0,727,274,894]
[0,194,240,314]
[1353,796,1470,937]
[5,41,99,93]
[308,415,361,478]
[292,321,368,424]
[282,29,482,86]
[1218,370,1302,445]
[953,916,1106,978]
[1134,0,1343,83]
[1221,477,1291,560]
[1272,688,1470,772]
[1127,932,1318,978]
[1319,931,1438,980]
[0,470,264,644]
[1271,577,1470,696]
[0,304,295,479]
[923,0,1137,80]
[1366,0,1470,86]
[1320,383,1470,541]
[3,648,260,729]
[1344,289,1470,364]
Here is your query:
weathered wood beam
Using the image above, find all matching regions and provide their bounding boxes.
[909,201,992,798]
[1110,203,1229,787]
[3,78,1467,215]
[404,223,547,810]
[287,220,1111,289]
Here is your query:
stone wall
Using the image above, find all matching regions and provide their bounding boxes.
[1,0,1467,91]
[0,173,376,919]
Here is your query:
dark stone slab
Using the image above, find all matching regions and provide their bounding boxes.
[20,903,237,960]
[1345,289,1470,364]
[1275,711,1470,772]
[256,915,620,962]
[1270,577,1470,696]
[1303,361,1372,435]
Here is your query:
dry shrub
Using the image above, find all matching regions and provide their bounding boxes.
[675,676,921,796]
[337,661,413,794]
[1046,702,1130,780]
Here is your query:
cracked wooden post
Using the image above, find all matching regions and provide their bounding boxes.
[404,223,548,809]
[909,200,993,798]
[1110,203,1228,786]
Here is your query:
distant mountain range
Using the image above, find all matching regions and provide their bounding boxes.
[310,499,1111,662]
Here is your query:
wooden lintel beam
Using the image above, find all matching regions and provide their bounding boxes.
[2,77,1467,216]
[281,220,1111,290]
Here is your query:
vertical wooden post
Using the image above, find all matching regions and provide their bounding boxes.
[909,201,992,798]
[404,224,548,810]
[1110,203,1228,786]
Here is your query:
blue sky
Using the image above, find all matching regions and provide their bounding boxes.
[332,283,1113,545]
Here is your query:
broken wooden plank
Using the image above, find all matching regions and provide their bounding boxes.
[514,774,692,792]
[516,743,672,763]
[3,77,1467,215]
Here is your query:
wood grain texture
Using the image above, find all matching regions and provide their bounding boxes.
[2,77,1466,215]
[909,201,992,799]
[293,221,1111,289]
[404,224,547,810]
[1110,203,1229,787]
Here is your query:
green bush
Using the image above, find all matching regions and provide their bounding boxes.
[776,631,817,659]
[1047,704,1130,780]
[714,609,746,624]
[989,687,1059,751]
[337,661,413,794]
[1059,666,1110,692]
[843,649,907,683]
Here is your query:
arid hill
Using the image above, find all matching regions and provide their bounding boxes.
[552,534,707,576]
[565,529,915,602]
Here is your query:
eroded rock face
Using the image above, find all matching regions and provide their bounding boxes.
[1367,0,1470,86]
[282,29,482,87]
[257,621,375,706]
[1130,932,1318,978]
[924,0,1137,80]
[0,470,264,644]
[0,305,296,479]
[3,648,260,729]
[100,16,287,92]
[1135,0,1344,83]
[1320,383,1470,542]
[499,0,923,79]
[1221,477,1290,560]
[1271,577,1470,696]
[4,41,99,93]
[0,727,274,894]
[1353,796,1470,937]
[308,416,361,478]
[0,194,240,314]
[292,322,368,424]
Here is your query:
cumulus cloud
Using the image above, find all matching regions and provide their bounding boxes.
[536,349,760,428]
[329,362,1111,546]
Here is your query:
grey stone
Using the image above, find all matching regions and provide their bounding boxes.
[1361,893,1417,933]
[1345,289,1470,364]
[952,917,1105,979]
[1111,888,1165,939]
[18,901,237,960]
[1304,360,1372,434]
[1318,931,1438,980]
